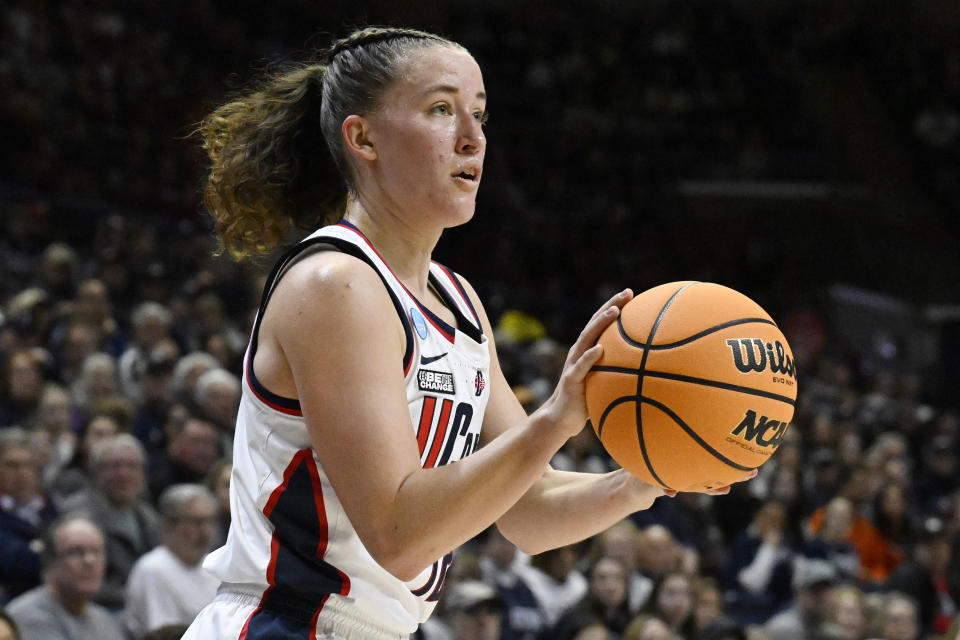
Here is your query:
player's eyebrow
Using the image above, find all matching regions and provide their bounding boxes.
[424,84,486,101]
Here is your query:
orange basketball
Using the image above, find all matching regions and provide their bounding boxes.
[585,282,798,492]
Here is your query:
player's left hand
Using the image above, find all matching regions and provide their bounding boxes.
[662,468,759,497]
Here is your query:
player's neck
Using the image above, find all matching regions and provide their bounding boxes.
[343,199,439,296]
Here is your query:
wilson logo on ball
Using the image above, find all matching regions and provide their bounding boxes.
[725,338,796,378]
[730,409,789,448]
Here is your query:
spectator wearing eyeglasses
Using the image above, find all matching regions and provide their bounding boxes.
[5,516,124,640]
[124,484,219,639]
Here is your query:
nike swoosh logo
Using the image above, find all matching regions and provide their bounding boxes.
[420,353,448,365]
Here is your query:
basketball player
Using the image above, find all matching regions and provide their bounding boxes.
[182,27,742,640]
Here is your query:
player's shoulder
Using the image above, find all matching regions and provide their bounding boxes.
[273,248,386,303]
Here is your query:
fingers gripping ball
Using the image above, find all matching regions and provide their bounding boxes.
[585,282,798,492]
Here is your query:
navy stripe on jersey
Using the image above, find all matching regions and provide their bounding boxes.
[337,221,466,345]
[245,356,302,416]
[434,262,482,330]
[244,234,417,413]
[427,270,483,344]
[238,608,320,640]
[244,449,350,633]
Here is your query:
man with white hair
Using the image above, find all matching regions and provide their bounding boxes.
[124,484,219,639]
[193,368,240,436]
[60,434,161,608]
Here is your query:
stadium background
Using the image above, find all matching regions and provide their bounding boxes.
[2,0,959,404]
[2,1,960,637]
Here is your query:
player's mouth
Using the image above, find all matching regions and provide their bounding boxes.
[452,166,481,186]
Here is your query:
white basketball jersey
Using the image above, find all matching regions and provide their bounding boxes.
[202,221,491,636]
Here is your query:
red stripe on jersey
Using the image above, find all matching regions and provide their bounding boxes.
[236,607,259,640]
[416,397,437,456]
[424,399,453,468]
[338,223,456,344]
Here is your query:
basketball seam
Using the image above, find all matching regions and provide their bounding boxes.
[632,282,695,490]
[590,367,797,407]
[618,317,778,349]
[640,395,756,473]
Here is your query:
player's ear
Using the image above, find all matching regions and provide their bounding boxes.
[342,115,377,162]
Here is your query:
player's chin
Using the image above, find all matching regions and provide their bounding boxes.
[442,200,478,228]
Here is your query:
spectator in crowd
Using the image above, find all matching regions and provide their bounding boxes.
[553,556,633,639]
[571,623,613,640]
[517,543,588,629]
[636,524,689,583]
[0,608,20,640]
[884,518,960,637]
[0,350,45,428]
[59,434,161,609]
[476,526,545,640]
[147,413,220,500]
[188,293,246,365]
[802,496,862,583]
[31,383,76,484]
[691,576,725,636]
[71,353,120,411]
[726,500,795,625]
[191,367,241,437]
[641,570,695,639]
[825,585,868,640]
[169,352,221,408]
[0,428,58,601]
[130,348,177,455]
[118,302,173,403]
[5,516,124,640]
[808,482,904,585]
[593,520,653,614]
[69,279,120,354]
[53,321,102,389]
[867,592,921,640]
[763,558,838,640]
[48,412,122,502]
[623,614,674,640]
[870,483,913,563]
[124,484,219,639]
[441,580,503,640]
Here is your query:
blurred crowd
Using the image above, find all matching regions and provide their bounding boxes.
[2,1,960,640]
[1,210,959,640]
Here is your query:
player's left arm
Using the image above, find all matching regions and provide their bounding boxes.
[455,275,667,554]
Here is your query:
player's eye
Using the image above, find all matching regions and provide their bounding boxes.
[431,103,451,115]
[474,110,489,126]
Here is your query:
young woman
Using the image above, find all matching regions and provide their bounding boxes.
[182,26,739,640]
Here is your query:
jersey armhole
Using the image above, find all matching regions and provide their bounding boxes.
[247,238,416,412]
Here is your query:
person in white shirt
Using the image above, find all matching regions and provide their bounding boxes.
[124,484,219,639]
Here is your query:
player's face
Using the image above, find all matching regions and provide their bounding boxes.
[364,46,486,229]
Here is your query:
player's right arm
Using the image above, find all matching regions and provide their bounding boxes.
[257,252,615,581]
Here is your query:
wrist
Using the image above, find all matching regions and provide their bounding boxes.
[615,468,666,511]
